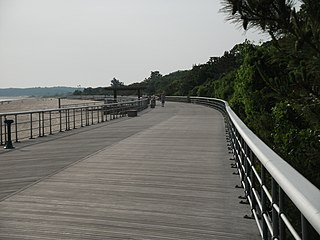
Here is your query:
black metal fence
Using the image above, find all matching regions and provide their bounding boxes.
[168,96,320,240]
[1,99,148,145]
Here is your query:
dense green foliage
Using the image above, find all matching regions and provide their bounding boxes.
[220,0,320,187]
[140,44,243,97]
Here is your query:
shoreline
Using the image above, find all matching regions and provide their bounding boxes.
[0,96,30,102]
[0,97,100,114]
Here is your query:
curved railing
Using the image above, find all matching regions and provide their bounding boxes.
[167,96,320,240]
[0,99,148,145]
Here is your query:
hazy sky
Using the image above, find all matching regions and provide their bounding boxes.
[0,0,267,88]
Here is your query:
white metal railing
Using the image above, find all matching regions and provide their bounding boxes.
[168,96,320,240]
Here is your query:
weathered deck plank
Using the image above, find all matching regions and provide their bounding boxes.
[0,102,260,239]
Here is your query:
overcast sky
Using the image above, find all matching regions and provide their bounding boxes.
[0,0,267,88]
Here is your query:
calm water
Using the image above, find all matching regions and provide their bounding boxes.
[0,96,28,102]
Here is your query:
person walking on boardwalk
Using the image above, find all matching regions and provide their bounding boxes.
[160,93,165,107]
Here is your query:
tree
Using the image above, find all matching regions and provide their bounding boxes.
[110,77,124,88]
[221,0,320,99]
[143,71,163,95]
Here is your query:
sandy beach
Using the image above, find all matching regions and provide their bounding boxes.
[0,97,99,114]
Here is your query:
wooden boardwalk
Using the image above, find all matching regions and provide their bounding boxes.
[0,102,260,239]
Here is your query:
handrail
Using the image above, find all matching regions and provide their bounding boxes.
[1,99,148,145]
[168,96,320,240]
[0,99,146,116]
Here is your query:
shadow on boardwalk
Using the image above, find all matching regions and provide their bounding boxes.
[0,102,260,239]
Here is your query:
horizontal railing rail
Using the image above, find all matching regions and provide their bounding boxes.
[1,99,148,145]
[167,96,320,240]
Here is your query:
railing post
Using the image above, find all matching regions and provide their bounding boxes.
[68,109,71,130]
[279,188,286,240]
[0,115,3,145]
[4,119,14,149]
[59,109,62,132]
[14,114,19,142]
[86,108,89,126]
[49,111,52,135]
[38,112,42,137]
[97,107,100,123]
[30,113,34,139]
[4,116,7,143]
[272,179,279,239]
[238,138,245,185]
[42,111,45,137]
[116,105,119,118]
[250,152,257,217]
[80,108,83,127]
[233,128,241,176]
[67,109,70,130]
[73,109,76,129]
[120,102,124,117]
[110,106,113,120]
[65,109,68,131]
[91,107,94,124]
[106,106,109,121]
[244,144,250,198]
[101,106,104,122]
[261,165,269,239]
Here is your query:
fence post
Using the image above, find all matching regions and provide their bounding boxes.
[101,106,105,122]
[49,112,52,135]
[97,107,100,123]
[73,109,76,129]
[80,108,83,127]
[0,116,3,145]
[261,165,268,239]
[65,109,69,131]
[59,109,62,132]
[86,108,89,126]
[65,109,68,131]
[4,119,14,149]
[38,112,42,137]
[91,107,94,124]
[14,114,19,142]
[279,188,286,240]
[30,113,34,139]
[272,179,279,239]
[42,111,45,137]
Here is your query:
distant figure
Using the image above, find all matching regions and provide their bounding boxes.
[150,95,156,108]
[160,93,165,107]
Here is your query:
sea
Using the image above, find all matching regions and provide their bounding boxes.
[0,96,29,103]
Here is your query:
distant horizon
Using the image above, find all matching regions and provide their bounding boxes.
[0,86,82,97]
[0,86,83,89]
